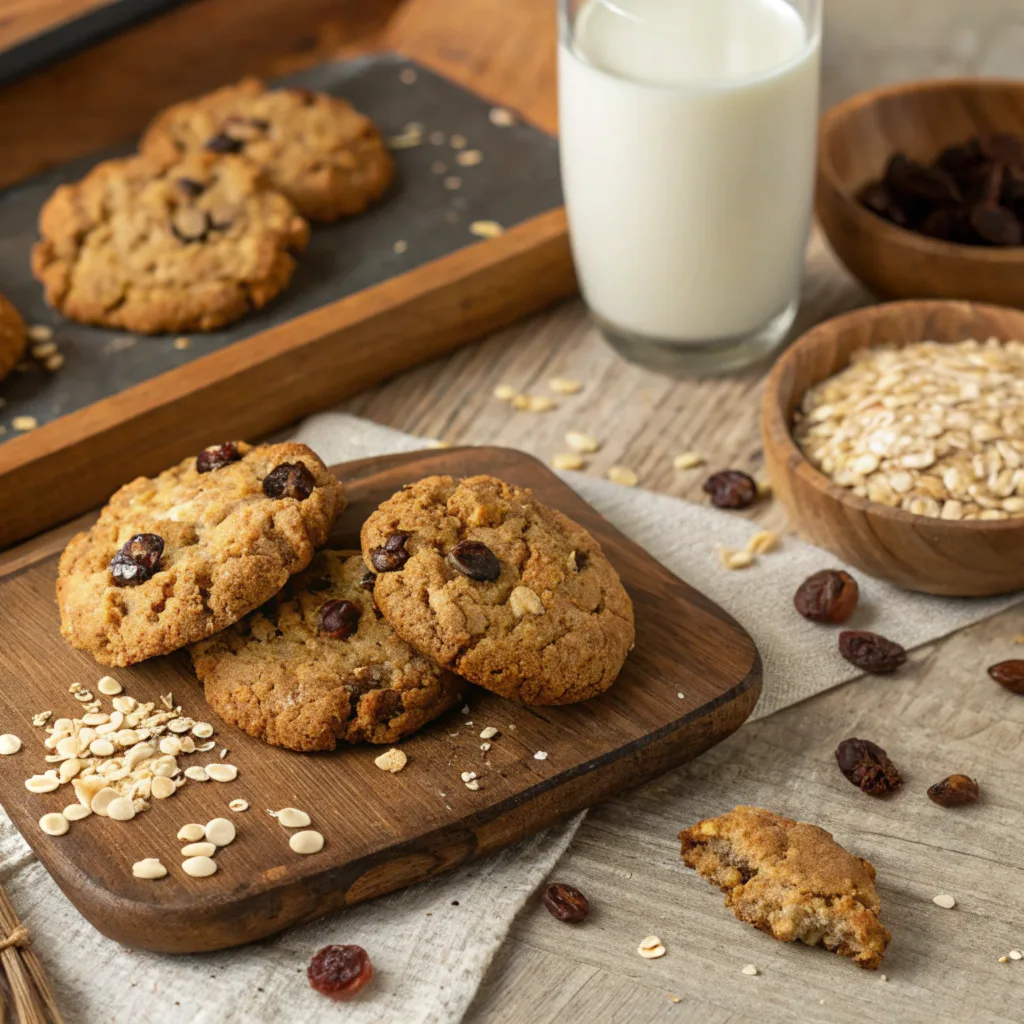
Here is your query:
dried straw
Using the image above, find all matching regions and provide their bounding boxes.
[0,882,63,1024]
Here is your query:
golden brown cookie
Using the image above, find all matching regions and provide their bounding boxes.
[191,551,463,751]
[140,77,394,222]
[0,293,26,383]
[57,441,345,666]
[360,475,635,705]
[32,151,309,334]
[679,806,891,969]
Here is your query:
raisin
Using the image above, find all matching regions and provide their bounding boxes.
[702,470,757,510]
[447,540,501,582]
[359,570,377,592]
[307,944,373,1001]
[370,532,410,573]
[838,630,906,674]
[176,177,207,198]
[835,738,902,795]
[109,533,164,587]
[262,461,316,501]
[318,599,360,640]
[196,442,241,474]
[988,660,1024,694]
[542,882,590,923]
[205,132,244,154]
[927,774,980,807]
[794,569,859,623]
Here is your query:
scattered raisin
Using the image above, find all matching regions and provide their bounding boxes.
[196,441,241,473]
[205,132,244,154]
[542,883,590,923]
[927,774,980,807]
[370,533,410,572]
[447,540,501,582]
[838,630,906,674]
[109,533,164,587]
[307,944,373,1001]
[359,570,377,592]
[835,738,902,795]
[318,599,361,640]
[794,569,859,623]
[702,470,757,510]
[262,461,315,500]
[987,660,1024,694]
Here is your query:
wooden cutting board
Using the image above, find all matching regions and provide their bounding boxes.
[0,446,761,953]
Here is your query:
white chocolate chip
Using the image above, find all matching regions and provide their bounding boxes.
[374,748,408,773]
[205,763,238,783]
[289,830,324,855]
[97,676,122,696]
[181,842,216,858]
[177,823,205,842]
[205,818,235,847]
[182,856,217,878]
[274,808,311,828]
[39,813,69,836]
[638,936,666,959]
[0,735,21,755]
[132,858,167,880]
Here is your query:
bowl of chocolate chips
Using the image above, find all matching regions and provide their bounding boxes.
[817,78,1024,307]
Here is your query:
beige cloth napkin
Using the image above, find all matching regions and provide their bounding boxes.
[2,413,1019,1024]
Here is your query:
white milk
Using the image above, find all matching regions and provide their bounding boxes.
[559,0,821,345]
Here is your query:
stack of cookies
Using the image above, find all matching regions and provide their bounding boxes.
[32,78,394,335]
[58,449,636,753]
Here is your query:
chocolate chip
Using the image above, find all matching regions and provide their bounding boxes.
[171,207,210,244]
[176,177,207,198]
[262,462,316,500]
[196,442,242,474]
[447,540,501,582]
[369,533,410,573]
[359,571,377,592]
[109,533,164,587]
[205,132,244,154]
[318,599,361,640]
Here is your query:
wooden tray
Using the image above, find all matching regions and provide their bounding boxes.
[0,446,761,953]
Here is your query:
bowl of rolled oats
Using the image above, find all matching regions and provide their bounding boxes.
[762,299,1024,596]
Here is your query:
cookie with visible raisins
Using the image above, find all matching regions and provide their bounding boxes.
[191,551,462,751]
[140,77,394,222]
[360,475,635,705]
[0,293,26,383]
[31,151,309,334]
[57,442,345,666]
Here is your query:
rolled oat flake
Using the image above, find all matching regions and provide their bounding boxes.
[39,813,69,836]
[0,734,22,755]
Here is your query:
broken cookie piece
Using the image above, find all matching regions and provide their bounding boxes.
[679,805,890,970]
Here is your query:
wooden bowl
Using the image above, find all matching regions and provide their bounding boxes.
[762,299,1024,597]
[817,78,1024,306]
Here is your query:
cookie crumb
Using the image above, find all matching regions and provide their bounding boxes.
[469,220,505,239]
[932,894,956,909]
[173,336,190,350]
[489,107,515,127]
[638,936,666,959]
[677,692,685,699]
[534,751,548,761]
[464,779,480,791]
[374,748,408,773]
[12,416,37,432]
[741,964,759,976]
[456,149,483,166]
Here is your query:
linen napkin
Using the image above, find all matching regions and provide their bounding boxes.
[4,413,1019,1024]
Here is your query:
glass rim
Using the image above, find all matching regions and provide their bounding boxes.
[558,0,823,93]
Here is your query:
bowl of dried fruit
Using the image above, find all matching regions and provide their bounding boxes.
[817,78,1024,307]
[762,298,1024,597]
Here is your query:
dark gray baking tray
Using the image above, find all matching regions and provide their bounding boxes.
[0,52,563,444]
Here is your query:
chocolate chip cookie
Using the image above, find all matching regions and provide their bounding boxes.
[141,77,394,222]
[361,475,635,705]
[0,293,26,383]
[31,151,309,334]
[191,551,463,751]
[679,806,891,970]
[57,442,345,666]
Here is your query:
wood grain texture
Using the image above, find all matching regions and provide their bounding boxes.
[0,0,113,51]
[817,78,1024,306]
[0,446,760,953]
[763,299,1024,597]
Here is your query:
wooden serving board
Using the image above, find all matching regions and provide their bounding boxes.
[0,446,761,953]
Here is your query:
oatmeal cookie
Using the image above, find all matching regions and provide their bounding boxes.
[360,475,634,705]
[0,293,26,382]
[57,441,345,666]
[31,151,309,334]
[679,805,891,969]
[141,77,394,222]
[191,551,463,751]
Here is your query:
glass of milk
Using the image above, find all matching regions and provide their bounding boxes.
[558,0,822,374]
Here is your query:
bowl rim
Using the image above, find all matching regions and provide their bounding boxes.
[817,76,1024,266]
[762,298,1024,534]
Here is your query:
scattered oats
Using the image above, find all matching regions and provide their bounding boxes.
[374,748,408,773]
[159,737,182,756]
[667,994,681,1004]
[470,220,505,239]
[677,692,686,699]
[933,894,956,909]
[527,395,556,412]
[1013,634,1024,645]
[431,160,447,174]
[191,722,214,739]
[27,324,53,342]
[673,451,705,470]
[194,741,215,753]
[392,239,408,254]
[62,804,91,822]
[479,727,499,740]
[746,530,780,556]
[456,149,483,166]
[399,67,417,85]
[638,936,666,959]
[89,739,115,757]
[511,394,531,410]
[461,705,471,715]
[151,777,175,800]
[607,466,639,487]
[388,129,423,149]
[275,807,311,829]
[464,780,480,791]
[72,690,93,702]
[184,766,209,782]
[880,974,888,982]
[205,818,235,847]
[106,796,136,821]
[548,377,583,396]
[445,210,460,224]
[534,751,548,761]
[449,133,468,149]
[182,841,216,858]
[32,712,51,727]
[172,336,190,350]
[229,799,249,812]
[509,585,545,618]
[167,718,193,734]
[0,735,21,755]
[741,964,759,976]
[183,856,217,878]
[40,352,62,371]
[12,416,37,432]
[39,813,69,836]
[489,106,515,126]
[429,130,446,145]
[443,175,463,191]
[480,742,491,752]
[999,955,1009,963]
[25,773,60,794]
[565,430,600,454]
[290,830,325,855]
[177,823,205,842]
[81,712,108,726]
[461,771,478,783]
[755,477,773,499]
[718,547,755,571]
[31,340,57,358]
[1010,950,1023,960]
[493,384,518,402]
[159,693,174,709]
[206,763,238,783]
[133,858,167,880]
[552,453,586,471]
[219,748,229,759]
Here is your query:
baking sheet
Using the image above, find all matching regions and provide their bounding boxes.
[0,52,563,444]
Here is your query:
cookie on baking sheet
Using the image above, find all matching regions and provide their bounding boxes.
[140,77,394,222]
[57,442,345,667]
[31,151,309,334]
[191,550,463,751]
[360,474,635,705]
[679,806,891,970]
[0,293,26,383]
